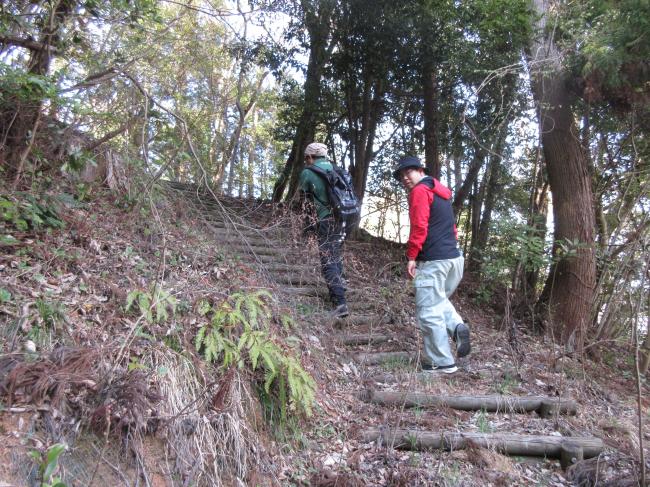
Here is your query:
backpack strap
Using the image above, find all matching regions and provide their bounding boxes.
[306,165,330,178]
[305,165,331,208]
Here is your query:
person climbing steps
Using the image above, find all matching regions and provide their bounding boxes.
[393,156,472,375]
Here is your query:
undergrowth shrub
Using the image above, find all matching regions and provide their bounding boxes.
[195,290,316,420]
[474,218,549,302]
[478,217,587,299]
[1,194,65,239]
[32,298,66,343]
[30,443,67,487]
[125,285,177,323]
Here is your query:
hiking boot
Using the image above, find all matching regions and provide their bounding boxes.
[333,303,349,318]
[454,323,471,358]
[422,363,458,374]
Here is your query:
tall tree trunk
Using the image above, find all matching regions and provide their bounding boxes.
[639,269,650,374]
[453,152,462,194]
[445,156,453,190]
[422,61,440,178]
[468,131,507,272]
[470,179,482,252]
[272,0,336,202]
[528,0,597,350]
[524,174,549,297]
[226,143,238,195]
[4,0,76,186]
[216,70,267,192]
[246,111,257,198]
[452,91,494,213]
[349,77,384,201]
[453,139,485,214]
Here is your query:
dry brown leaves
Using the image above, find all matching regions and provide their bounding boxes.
[90,369,162,437]
[0,347,98,409]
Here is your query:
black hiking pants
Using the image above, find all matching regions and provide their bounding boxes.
[317,218,346,305]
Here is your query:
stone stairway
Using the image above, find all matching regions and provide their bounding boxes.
[165,180,604,478]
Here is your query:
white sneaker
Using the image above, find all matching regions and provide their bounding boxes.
[422,364,458,374]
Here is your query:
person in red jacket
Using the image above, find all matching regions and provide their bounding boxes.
[393,156,471,374]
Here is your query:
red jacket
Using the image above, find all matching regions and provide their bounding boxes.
[406,177,459,261]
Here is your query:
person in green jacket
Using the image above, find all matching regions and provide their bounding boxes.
[298,142,349,318]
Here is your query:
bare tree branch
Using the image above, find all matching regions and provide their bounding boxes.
[0,34,60,54]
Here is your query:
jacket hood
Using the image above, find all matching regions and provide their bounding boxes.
[419,176,452,200]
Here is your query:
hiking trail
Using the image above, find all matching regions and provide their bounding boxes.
[167,181,632,486]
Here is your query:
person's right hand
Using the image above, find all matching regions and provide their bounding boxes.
[407,260,416,279]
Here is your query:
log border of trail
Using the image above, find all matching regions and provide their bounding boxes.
[361,428,603,463]
[335,334,390,345]
[353,351,414,365]
[364,390,577,416]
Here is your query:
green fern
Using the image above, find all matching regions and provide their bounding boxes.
[232,290,271,329]
[126,286,177,323]
[279,314,296,330]
[193,291,316,417]
[284,355,316,416]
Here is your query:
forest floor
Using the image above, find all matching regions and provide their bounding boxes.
[0,179,648,486]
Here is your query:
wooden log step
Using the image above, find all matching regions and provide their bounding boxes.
[333,314,390,327]
[214,226,282,237]
[165,184,263,210]
[254,254,299,264]
[215,226,282,240]
[362,390,577,416]
[360,428,604,463]
[197,211,247,222]
[225,244,289,256]
[220,233,285,243]
[263,264,317,273]
[203,217,256,230]
[215,235,280,247]
[279,286,354,298]
[278,286,324,297]
[335,334,390,346]
[369,366,520,385]
[269,270,320,279]
[341,314,390,326]
[204,219,250,233]
[370,371,444,384]
[354,351,415,365]
[191,200,224,209]
[192,201,250,214]
[348,301,384,313]
[179,191,250,205]
[271,274,323,287]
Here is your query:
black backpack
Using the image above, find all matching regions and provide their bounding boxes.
[306,164,361,228]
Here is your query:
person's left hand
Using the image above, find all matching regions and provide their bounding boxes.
[407,260,416,279]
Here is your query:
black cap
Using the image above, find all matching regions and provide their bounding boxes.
[392,156,427,181]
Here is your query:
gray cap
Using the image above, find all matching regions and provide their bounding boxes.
[304,142,329,157]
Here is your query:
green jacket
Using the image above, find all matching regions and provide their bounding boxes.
[299,157,333,220]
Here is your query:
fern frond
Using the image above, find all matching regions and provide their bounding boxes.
[197,299,212,316]
[125,290,139,312]
[138,293,152,322]
[195,325,207,351]
[264,366,278,393]
[226,309,247,328]
[278,372,287,421]
[249,342,260,369]
[280,314,295,330]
